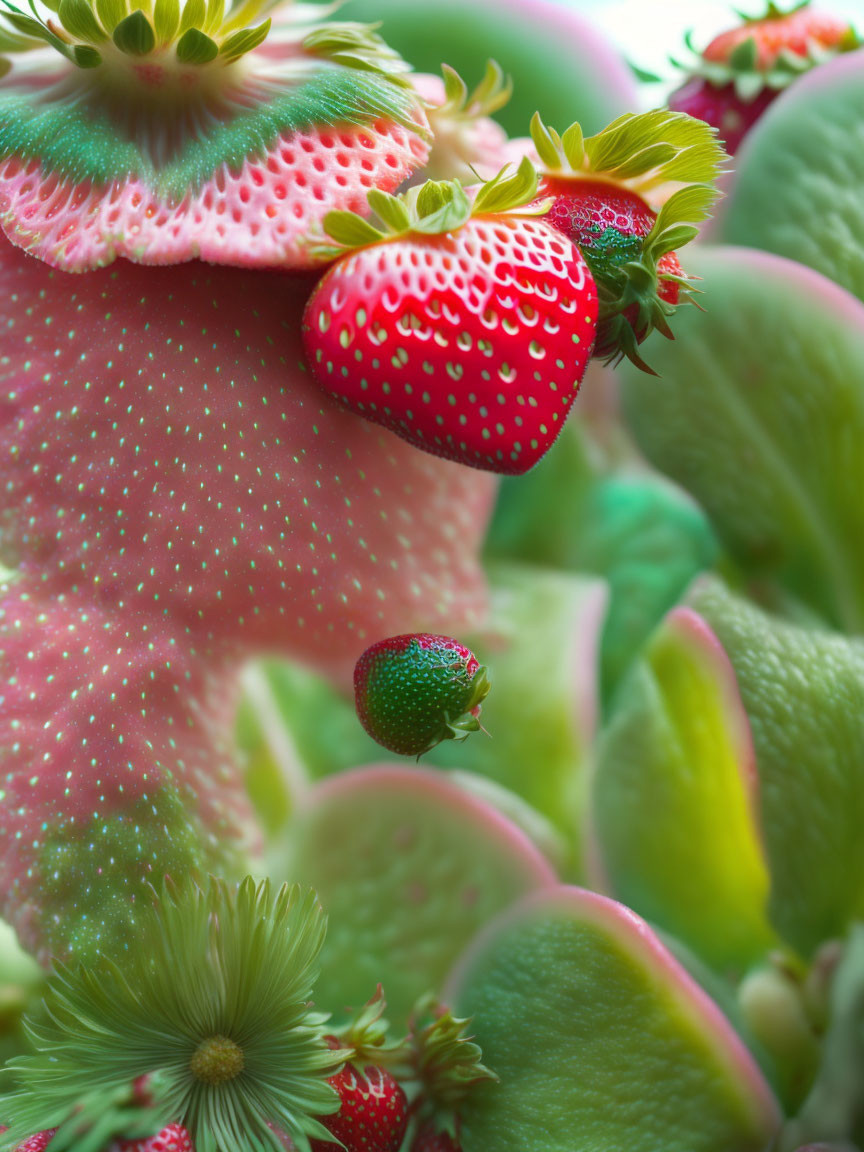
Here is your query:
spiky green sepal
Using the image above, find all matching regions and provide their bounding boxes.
[329,986,410,1072]
[407,997,498,1137]
[0,876,345,1152]
[531,109,725,369]
[431,59,512,122]
[311,155,547,260]
[671,2,860,102]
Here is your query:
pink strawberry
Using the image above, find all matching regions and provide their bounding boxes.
[354,634,490,756]
[0,1,429,270]
[310,1060,408,1152]
[526,110,726,367]
[112,1124,194,1152]
[302,160,598,474]
[669,1,858,153]
[0,239,493,962]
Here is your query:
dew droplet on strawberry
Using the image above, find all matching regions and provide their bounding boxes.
[354,634,490,757]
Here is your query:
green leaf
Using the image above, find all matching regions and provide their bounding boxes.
[594,605,777,971]
[152,0,178,43]
[0,10,69,53]
[718,53,864,304]
[274,765,556,1028]
[320,209,384,249]
[472,155,539,217]
[218,18,268,60]
[427,563,606,864]
[412,180,472,234]
[58,0,107,42]
[111,8,154,54]
[72,42,101,65]
[366,187,412,233]
[529,111,563,171]
[95,0,126,34]
[560,119,584,169]
[688,578,864,959]
[619,246,864,633]
[176,25,217,63]
[446,887,782,1152]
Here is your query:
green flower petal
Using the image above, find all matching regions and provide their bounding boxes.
[717,52,864,303]
[619,246,864,633]
[688,578,864,959]
[274,765,556,1027]
[445,886,781,1152]
[593,605,777,971]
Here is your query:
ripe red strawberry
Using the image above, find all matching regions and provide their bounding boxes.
[669,1,858,153]
[302,159,598,475]
[527,110,726,368]
[113,1125,194,1152]
[5,1132,57,1152]
[411,1125,459,1151]
[354,634,490,757]
[310,1061,408,1152]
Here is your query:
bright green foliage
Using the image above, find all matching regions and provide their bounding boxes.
[620,246,864,632]
[594,605,777,971]
[689,578,864,958]
[448,887,781,1152]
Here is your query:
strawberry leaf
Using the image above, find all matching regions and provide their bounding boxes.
[445,887,782,1152]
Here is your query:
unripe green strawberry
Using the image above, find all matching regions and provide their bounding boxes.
[354,635,490,757]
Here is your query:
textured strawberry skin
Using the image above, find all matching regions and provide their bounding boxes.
[668,78,776,155]
[303,216,597,475]
[354,633,483,756]
[310,1064,408,1152]
[4,1131,57,1152]
[0,240,494,961]
[112,1123,195,1152]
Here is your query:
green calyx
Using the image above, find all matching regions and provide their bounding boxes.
[329,985,410,1072]
[0,876,346,1152]
[408,996,498,1136]
[531,108,725,370]
[673,2,860,101]
[432,58,512,122]
[0,0,411,90]
[313,154,547,260]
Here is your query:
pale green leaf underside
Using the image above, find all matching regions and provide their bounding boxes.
[619,246,864,633]
[718,52,864,305]
[274,766,554,1028]
[448,887,780,1152]
[688,578,864,959]
[594,606,776,971]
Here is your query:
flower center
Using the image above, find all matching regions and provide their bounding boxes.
[190,1035,246,1084]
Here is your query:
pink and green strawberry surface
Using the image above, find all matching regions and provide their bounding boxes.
[0,0,863,1150]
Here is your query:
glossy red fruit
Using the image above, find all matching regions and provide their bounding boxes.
[310,1063,408,1152]
[669,1,857,152]
[113,1123,195,1152]
[302,170,597,475]
[7,1133,57,1152]
[354,633,489,757]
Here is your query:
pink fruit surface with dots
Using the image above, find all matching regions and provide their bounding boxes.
[0,238,494,959]
[303,216,598,474]
[113,1123,195,1152]
[0,121,428,273]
